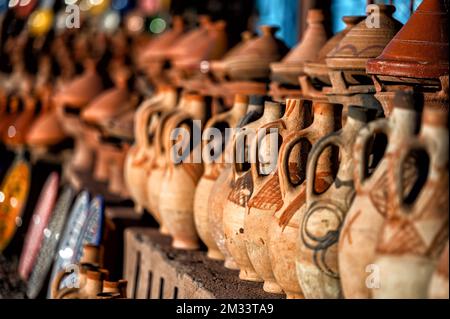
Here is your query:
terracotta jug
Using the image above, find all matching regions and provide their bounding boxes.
[428,241,449,299]
[124,86,178,214]
[244,99,310,294]
[270,9,327,85]
[226,25,288,81]
[208,95,265,269]
[193,94,249,260]
[159,94,209,249]
[223,100,284,281]
[338,91,420,299]
[372,106,449,299]
[266,100,340,299]
[298,106,375,299]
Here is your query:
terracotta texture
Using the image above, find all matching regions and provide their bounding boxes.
[339,91,420,298]
[372,106,449,299]
[428,241,449,299]
[223,100,284,281]
[194,95,249,260]
[245,99,310,295]
[298,106,375,299]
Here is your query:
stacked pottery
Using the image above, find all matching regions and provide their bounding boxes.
[223,100,284,282]
[244,98,310,295]
[428,241,449,299]
[158,94,210,249]
[366,0,449,116]
[267,100,341,299]
[325,4,402,118]
[338,91,421,298]
[124,86,179,214]
[193,94,249,260]
[298,106,376,299]
[270,9,328,100]
[208,95,265,270]
[372,106,449,299]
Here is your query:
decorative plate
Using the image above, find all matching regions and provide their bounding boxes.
[46,190,90,297]
[26,186,75,299]
[0,158,31,252]
[18,172,60,281]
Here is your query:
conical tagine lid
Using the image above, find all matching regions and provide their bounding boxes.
[326,4,402,70]
[367,0,449,80]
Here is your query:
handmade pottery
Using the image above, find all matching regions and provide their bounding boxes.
[227,25,289,81]
[271,9,328,85]
[56,269,107,299]
[266,100,340,299]
[298,106,375,299]
[193,94,249,260]
[428,241,449,299]
[18,172,60,280]
[338,91,420,299]
[245,99,310,294]
[208,95,265,269]
[223,100,284,281]
[0,158,31,252]
[27,186,75,299]
[372,106,449,299]
[102,280,127,297]
[124,86,178,214]
[159,94,209,249]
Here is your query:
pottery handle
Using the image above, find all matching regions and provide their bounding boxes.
[202,113,231,170]
[306,133,341,202]
[50,269,76,299]
[278,129,311,197]
[353,119,390,190]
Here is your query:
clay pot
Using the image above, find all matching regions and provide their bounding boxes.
[159,94,209,249]
[271,9,328,85]
[208,96,265,269]
[267,100,340,299]
[428,241,449,299]
[223,100,284,281]
[326,4,402,94]
[102,280,128,298]
[298,106,375,299]
[124,87,178,214]
[57,270,106,299]
[338,91,420,298]
[372,106,449,299]
[245,99,310,294]
[227,25,289,81]
[193,94,249,259]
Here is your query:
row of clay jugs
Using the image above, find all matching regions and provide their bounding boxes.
[373,106,448,299]
[266,100,341,298]
[159,93,210,249]
[193,94,249,260]
[223,100,285,282]
[124,85,178,214]
[298,105,376,299]
[429,241,449,299]
[54,60,103,171]
[207,95,265,269]
[338,91,420,298]
[244,98,310,295]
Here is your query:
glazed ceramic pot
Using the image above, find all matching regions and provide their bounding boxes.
[18,172,60,280]
[266,100,340,299]
[27,186,75,299]
[0,158,31,252]
[53,63,103,171]
[428,241,449,299]
[223,100,284,281]
[271,9,327,85]
[245,99,310,294]
[227,25,289,81]
[193,94,249,260]
[372,106,449,299]
[208,96,265,269]
[124,86,178,214]
[338,91,420,298]
[298,106,375,299]
[159,94,209,249]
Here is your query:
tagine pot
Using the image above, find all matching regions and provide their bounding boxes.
[372,106,449,299]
